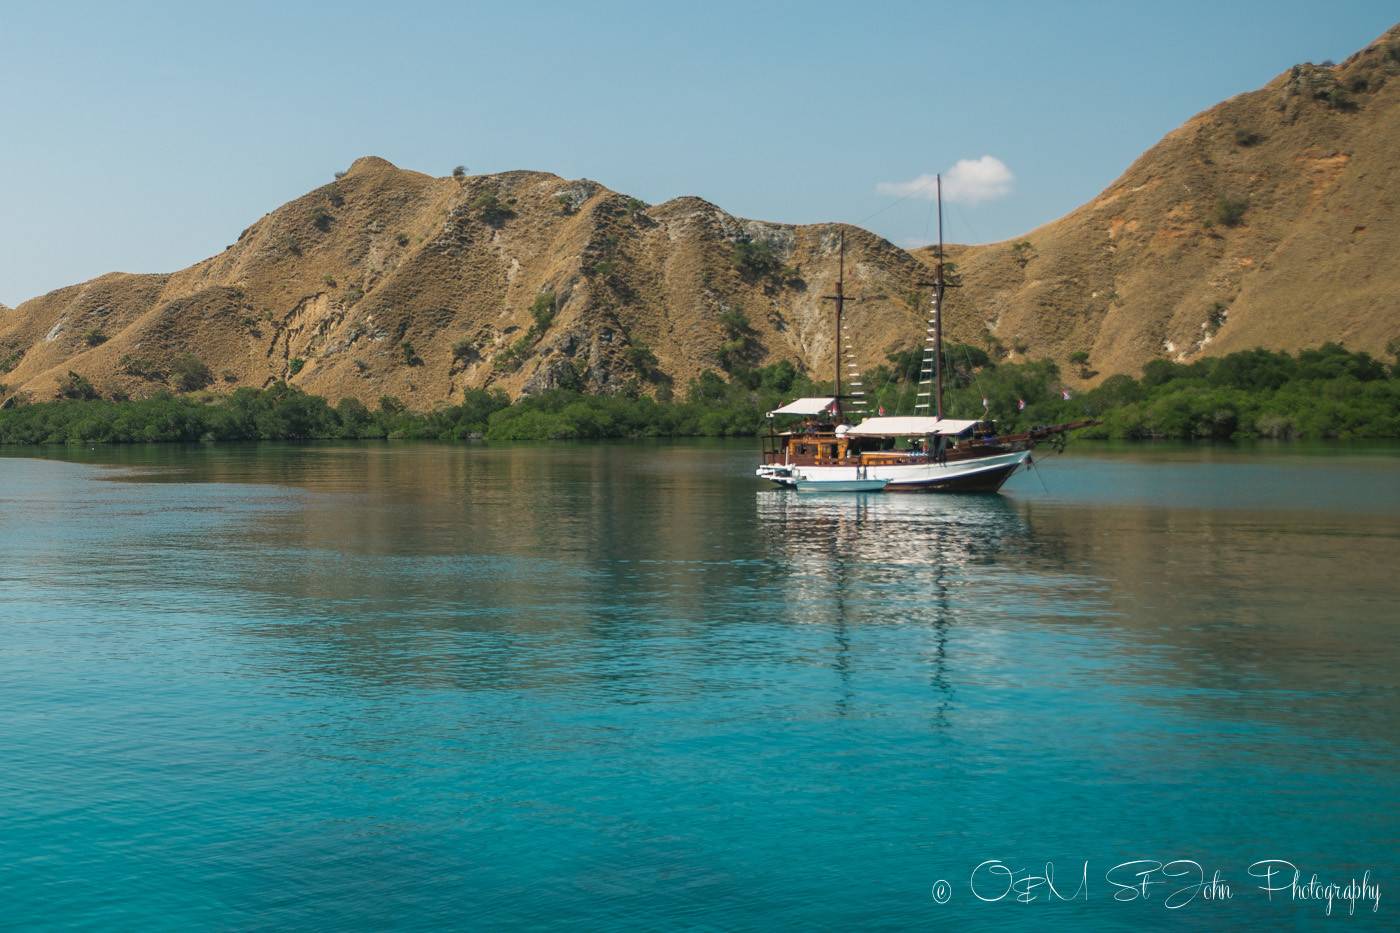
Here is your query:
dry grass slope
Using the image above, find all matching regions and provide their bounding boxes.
[4,24,1398,406]
[914,22,1400,386]
[1,156,934,405]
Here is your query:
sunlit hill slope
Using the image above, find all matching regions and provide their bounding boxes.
[3,24,1398,406]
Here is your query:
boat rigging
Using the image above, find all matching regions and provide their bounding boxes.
[756,176,1096,493]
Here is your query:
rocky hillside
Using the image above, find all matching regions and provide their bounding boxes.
[918,23,1400,382]
[4,24,1398,407]
[0,157,932,406]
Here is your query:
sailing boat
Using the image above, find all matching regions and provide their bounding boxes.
[756,177,1096,492]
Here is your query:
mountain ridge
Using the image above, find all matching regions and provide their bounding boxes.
[5,24,1399,407]
[912,22,1400,379]
[1,159,933,406]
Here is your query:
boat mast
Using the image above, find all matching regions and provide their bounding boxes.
[933,177,945,419]
[822,232,854,421]
[914,176,954,420]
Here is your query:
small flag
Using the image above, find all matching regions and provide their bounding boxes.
[1061,390,1072,401]
[1017,398,1026,410]
[878,405,885,416]
[982,396,989,409]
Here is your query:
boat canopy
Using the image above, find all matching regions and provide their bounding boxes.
[768,397,837,417]
[847,416,979,437]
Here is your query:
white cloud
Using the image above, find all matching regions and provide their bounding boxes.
[944,156,1015,204]
[876,156,1014,205]
[875,174,940,200]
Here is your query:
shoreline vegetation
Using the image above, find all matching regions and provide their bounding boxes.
[1,343,1397,446]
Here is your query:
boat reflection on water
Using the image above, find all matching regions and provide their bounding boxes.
[753,489,1038,724]
[754,486,1031,574]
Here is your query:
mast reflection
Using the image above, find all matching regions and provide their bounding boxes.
[755,490,1031,725]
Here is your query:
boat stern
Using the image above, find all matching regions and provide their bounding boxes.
[756,463,797,486]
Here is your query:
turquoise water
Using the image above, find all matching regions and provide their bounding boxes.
[1,440,1396,931]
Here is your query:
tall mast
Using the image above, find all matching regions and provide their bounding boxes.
[822,232,855,421]
[914,177,953,419]
[933,176,945,419]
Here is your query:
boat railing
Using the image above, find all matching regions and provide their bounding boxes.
[760,432,782,464]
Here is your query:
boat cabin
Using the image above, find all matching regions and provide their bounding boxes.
[760,398,994,468]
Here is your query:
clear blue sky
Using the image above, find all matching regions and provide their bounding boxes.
[2,0,1395,306]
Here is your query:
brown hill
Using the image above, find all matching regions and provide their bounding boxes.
[0,156,930,406]
[915,23,1400,382]
[4,25,1399,407]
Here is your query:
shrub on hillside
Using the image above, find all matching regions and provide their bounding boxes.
[1214,197,1248,227]
[625,345,658,378]
[171,354,212,392]
[56,371,98,400]
[470,193,515,227]
[530,292,556,329]
[1233,127,1262,147]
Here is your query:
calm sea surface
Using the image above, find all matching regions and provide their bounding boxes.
[1,440,1396,931]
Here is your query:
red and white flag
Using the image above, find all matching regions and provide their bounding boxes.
[1017,398,1026,410]
[878,405,885,416]
[1061,390,1072,400]
[982,396,989,408]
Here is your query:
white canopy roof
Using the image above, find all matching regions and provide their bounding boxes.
[847,416,980,437]
[768,397,836,417]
